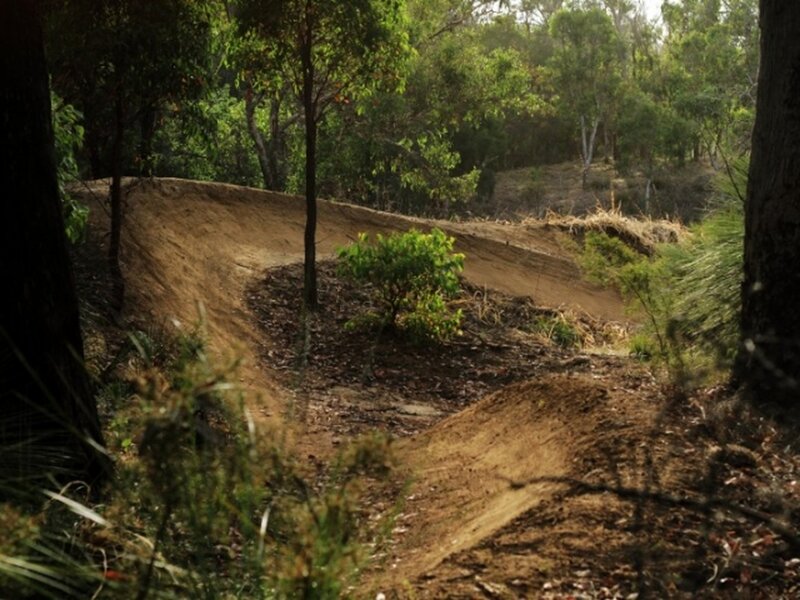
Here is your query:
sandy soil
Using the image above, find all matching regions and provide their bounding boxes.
[77,178,622,415]
[73,178,798,598]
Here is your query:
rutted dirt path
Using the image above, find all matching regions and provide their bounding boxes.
[77,178,644,596]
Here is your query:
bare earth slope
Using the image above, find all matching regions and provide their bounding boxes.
[79,177,622,418]
[77,178,641,595]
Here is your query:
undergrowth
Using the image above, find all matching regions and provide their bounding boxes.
[579,160,745,388]
[337,228,464,343]
[0,322,399,599]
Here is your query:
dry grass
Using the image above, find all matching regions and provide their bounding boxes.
[532,205,686,255]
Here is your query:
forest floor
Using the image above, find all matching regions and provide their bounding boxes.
[72,177,800,598]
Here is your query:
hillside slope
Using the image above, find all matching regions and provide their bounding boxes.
[76,178,651,595]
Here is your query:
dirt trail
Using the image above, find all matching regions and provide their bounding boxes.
[375,372,662,595]
[77,178,634,594]
[381,379,576,584]
[79,178,621,407]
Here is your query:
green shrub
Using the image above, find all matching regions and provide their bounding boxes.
[530,314,583,349]
[52,92,88,243]
[1,324,399,599]
[580,230,641,287]
[580,162,745,383]
[337,228,465,342]
[629,332,657,360]
[623,163,744,371]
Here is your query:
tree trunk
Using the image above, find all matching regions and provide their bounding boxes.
[109,89,126,312]
[246,87,287,192]
[138,104,157,176]
[244,86,273,190]
[302,35,318,310]
[580,115,599,189]
[86,122,106,179]
[0,1,108,491]
[267,96,285,190]
[735,0,800,404]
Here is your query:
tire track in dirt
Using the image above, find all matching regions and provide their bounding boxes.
[76,178,634,595]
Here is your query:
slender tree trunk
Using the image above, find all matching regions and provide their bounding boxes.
[580,115,599,189]
[109,89,126,312]
[246,87,286,191]
[86,124,105,179]
[244,86,273,189]
[139,104,157,176]
[0,0,109,491]
[735,0,800,404]
[267,96,285,189]
[301,29,318,310]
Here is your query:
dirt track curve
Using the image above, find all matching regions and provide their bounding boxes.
[77,178,644,595]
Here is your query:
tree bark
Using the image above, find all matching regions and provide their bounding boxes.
[0,0,108,491]
[735,1,800,404]
[580,115,599,189]
[246,88,289,192]
[244,86,273,189]
[301,16,318,310]
[138,104,157,176]
[109,88,126,312]
[267,96,286,189]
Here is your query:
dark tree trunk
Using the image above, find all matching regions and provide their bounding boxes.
[301,23,318,310]
[109,89,126,312]
[267,96,286,190]
[139,104,157,176]
[735,1,800,404]
[245,87,287,192]
[0,1,108,491]
[86,124,105,179]
[244,86,273,189]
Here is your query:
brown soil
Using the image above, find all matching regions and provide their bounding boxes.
[73,178,800,599]
[246,260,627,441]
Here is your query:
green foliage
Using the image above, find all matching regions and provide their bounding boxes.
[51,92,88,243]
[655,170,744,364]
[629,332,658,360]
[530,313,583,349]
[1,325,399,599]
[46,0,216,176]
[579,231,680,371]
[549,7,622,140]
[393,131,481,214]
[153,87,262,187]
[337,228,465,341]
[581,162,745,382]
[660,0,759,162]
[579,231,641,287]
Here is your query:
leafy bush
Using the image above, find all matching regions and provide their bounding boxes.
[655,204,743,365]
[530,313,583,349]
[1,324,398,599]
[580,230,641,287]
[337,228,465,342]
[580,162,745,382]
[52,92,88,243]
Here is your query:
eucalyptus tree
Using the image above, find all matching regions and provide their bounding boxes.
[661,0,759,164]
[517,0,565,28]
[237,0,410,310]
[1,0,108,490]
[549,7,622,187]
[735,0,800,405]
[46,0,215,310]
